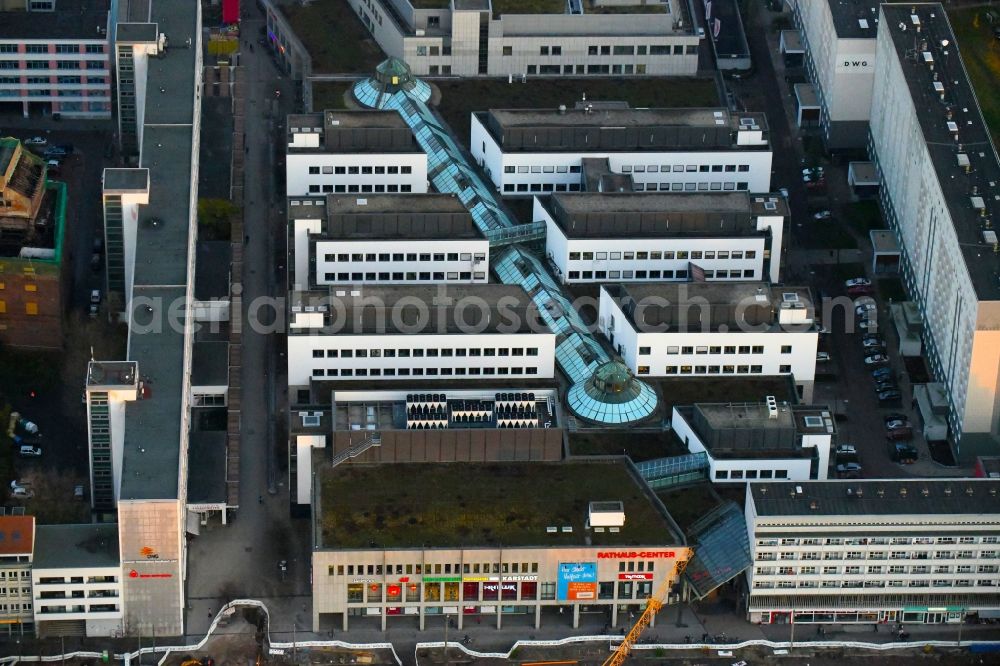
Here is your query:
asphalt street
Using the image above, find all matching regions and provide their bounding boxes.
[184,1,310,640]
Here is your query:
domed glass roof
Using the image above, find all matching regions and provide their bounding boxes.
[566,361,658,424]
[353,57,432,109]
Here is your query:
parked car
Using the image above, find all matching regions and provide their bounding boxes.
[43,146,66,158]
[875,380,898,393]
[90,289,101,305]
[886,418,912,430]
[858,319,878,331]
[816,352,831,362]
[45,159,61,171]
[53,142,73,154]
[836,444,857,457]
[884,413,908,424]
[891,442,918,463]
[848,284,875,297]
[846,278,873,289]
[864,353,890,366]
[92,236,103,253]
[862,337,886,349]
[878,389,903,405]
[18,445,41,457]
[803,173,826,185]
[24,136,46,146]
[9,480,32,499]
[802,166,825,177]
[836,462,863,479]
[813,210,832,220]
[73,485,85,501]
[856,303,878,317]
[872,367,894,380]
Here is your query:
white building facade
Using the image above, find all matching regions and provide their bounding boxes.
[286,111,428,197]
[287,285,556,389]
[745,480,1000,626]
[537,192,785,285]
[288,195,489,291]
[672,402,834,483]
[869,4,1000,448]
[332,0,700,77]
[789,0,877,150]
[472,108,772,196]
[598,283,818,401]
[32,524,123,638]
[0,0,113,119]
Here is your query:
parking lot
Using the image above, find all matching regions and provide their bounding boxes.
[730,5,967,482]
[0,117,122,517]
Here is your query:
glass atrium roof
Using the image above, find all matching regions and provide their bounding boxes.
[352,60,658,424]
[683,501,752,599]
[352,58,432,109]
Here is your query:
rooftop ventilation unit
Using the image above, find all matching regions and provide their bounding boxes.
[958,153,970,172]
[766,395,779,419]
[782,292,800,303]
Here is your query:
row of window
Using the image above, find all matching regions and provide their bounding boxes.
[0,571,31,580]
[568,268,755,281]
[0,89,102,98]
[0,300,40,315]
[332,561,539,577]
[499,44,697,57]
[502,181,750,193]
[312,347,540,358]
[756,550,999,561]
[757,564,1000,575]
[753,579,998,589]
[330,560,656,577]
[312,366,540,378]
[323,271,487,282]
[652,364,790,376]
[0,76,106,85]
[0,587,30,596]
[308,184,412,194]
[504,164,751,175]
[414,45,451,57]
[660,345,784,355]
[0,44,104,54]
[307,165,413,175]
[756,536,1000,547]
[570,250,757,261]
[715,469,789,480]
[324,252,486,263]
[0,61,105,70]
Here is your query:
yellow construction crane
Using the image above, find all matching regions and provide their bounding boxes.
[602,549,692,666]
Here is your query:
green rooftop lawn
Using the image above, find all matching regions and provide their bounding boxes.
[656,377,796,416]
[319,462,673,548]
[587,1,666,13]
[311,82,351,110]
[492,0,566,16]
[280,0,385,74]
[569,429,688,461]
[657,483,721,532]
[948,8,1000,146]
[435,77,719,143]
